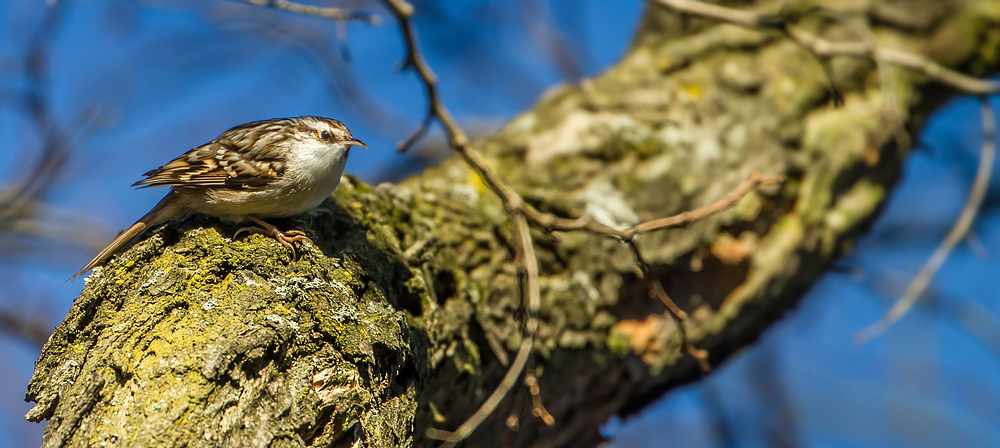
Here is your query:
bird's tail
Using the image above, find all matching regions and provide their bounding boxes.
[69,191,185,281]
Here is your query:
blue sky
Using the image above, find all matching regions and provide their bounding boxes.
[2,1,999,447]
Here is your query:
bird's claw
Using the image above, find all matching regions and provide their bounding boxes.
[234,225,313,259]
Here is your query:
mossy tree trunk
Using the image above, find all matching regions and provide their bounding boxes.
[26,1,1000,447]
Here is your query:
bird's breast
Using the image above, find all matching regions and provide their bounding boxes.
[279,143,350,213]
[191,143,349,220]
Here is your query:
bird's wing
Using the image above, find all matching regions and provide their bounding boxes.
[133,129,289,190]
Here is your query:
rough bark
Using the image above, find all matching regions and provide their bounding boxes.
[26,1,1000,447]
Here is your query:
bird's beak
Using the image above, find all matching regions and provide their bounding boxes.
[345,138,367,150]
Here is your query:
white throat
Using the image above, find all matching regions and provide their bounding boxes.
[284,140,351,210]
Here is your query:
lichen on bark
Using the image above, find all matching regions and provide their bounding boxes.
[26,1,1000,447]
[27,200,420,447]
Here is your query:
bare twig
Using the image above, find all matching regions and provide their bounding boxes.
[855,98,995,344]
[235,0,381,24]
[378,1,547,442]
[650,0,1000,94]
[548,172,782,375]
[0,203,107,253]
[0,0,106,240]
[628,242,711,373]
[233,0,381,61]
[526,172,785,241]
[788,29,1000,94]
[397,109,434,153]
[383,0,464,154]
[523,368,555,426]
[425,214,541,445]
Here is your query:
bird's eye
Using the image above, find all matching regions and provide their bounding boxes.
[319,130,331,141]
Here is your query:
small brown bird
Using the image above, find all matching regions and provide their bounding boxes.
[71,116,366,280]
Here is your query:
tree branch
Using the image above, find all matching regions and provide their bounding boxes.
[236,0,381,24]
[651,0,1000,94]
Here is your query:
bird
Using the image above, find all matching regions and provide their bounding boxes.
[70,116,367,280]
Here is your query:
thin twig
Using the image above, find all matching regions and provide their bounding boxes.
[383,0,463,153]
[0,2,106,258]
[236,0,381,24]
[523,368,555,426]
[526,172,785,241]
[855,98,995,344]
[628,242,711,373]
[650,0,1000,94]
[549,172,779,375]
[378,1,546,442]
[425,215,541,445]
[397,107,434,152]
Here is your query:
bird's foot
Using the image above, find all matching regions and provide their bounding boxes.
[235,217,313,259]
